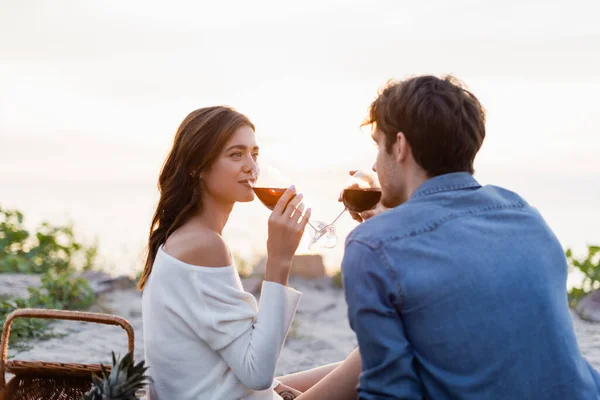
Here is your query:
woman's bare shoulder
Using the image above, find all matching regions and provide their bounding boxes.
[163,226,232,268]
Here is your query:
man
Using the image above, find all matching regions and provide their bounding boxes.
[342,75,600,399]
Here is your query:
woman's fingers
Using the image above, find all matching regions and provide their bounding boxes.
[291,203,305,224]
[283,193,304,219]
[266,189,311,263]
[273,186,296,215]
[298,207,311,232]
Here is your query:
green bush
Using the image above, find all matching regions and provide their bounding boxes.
[331,269,343,289]
[0,269,95,345]
[567,245,600,307]
[0,205,98,274]
[0,205,98,346]
[30,270,96,310]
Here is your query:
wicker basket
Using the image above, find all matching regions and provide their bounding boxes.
[0,308,135,400]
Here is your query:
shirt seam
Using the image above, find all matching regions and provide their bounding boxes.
[346,241,405,311]
[411,182,481,199]
[374,245,405,307]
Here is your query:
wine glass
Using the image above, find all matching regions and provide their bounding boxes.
[251,166,337,249]
[339,169,381,216]
[312,169,381,248]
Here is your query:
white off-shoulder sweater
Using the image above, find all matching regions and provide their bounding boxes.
[142,246,302,400]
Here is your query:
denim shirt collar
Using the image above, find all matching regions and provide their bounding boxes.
[410,172,481,200]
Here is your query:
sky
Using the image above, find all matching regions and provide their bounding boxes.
[1,0,599,275]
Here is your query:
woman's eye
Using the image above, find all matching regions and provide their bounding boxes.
[231,152,243,158]
[252,152,259,160]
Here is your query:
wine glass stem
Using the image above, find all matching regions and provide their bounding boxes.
[307,221,319,231]
[329,207,348,226]
[297,215,318,232]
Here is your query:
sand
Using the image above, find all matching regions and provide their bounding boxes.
[5,276,600,389]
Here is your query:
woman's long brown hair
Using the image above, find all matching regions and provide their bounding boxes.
[138,106,255,290]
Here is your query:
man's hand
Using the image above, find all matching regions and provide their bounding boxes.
[349,202,388,223]
[338,170,388,223]
[274,382,303,399]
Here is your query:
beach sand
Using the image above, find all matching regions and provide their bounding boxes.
[6,276,600,383]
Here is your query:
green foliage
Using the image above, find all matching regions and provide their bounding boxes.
[1,270,95,345]
[567,245,600,307]
[134,269,143,285]
[31,270,96,310]
[0,205,98,346]
[331,269,343,289]
[0,205,98,274]
[0,297,49,348]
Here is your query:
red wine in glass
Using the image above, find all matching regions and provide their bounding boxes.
[252,187,287,210]
[310,170,381,246]
[342,188,382,213]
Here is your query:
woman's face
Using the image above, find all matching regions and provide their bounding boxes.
[202,125,259,204]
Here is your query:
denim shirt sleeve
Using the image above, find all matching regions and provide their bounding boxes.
[587,361,600,391]
[342,240,423,400]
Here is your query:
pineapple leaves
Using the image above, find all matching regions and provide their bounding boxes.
[81,351,151,400]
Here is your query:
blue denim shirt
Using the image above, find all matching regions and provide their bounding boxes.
[342,172,600,400]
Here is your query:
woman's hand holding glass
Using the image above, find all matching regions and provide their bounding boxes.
[264,186,311,284]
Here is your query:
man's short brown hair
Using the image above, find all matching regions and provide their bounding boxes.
[364,75,486,176]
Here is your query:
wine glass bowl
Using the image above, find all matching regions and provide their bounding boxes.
[311,169,381,246]
[252,187,287,210]
[341,188,382,213]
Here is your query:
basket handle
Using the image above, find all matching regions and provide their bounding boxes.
[0,308,135,390]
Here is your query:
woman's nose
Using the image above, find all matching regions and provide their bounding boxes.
[243,157,258,175]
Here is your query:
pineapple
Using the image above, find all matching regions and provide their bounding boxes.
[81,351,151,400]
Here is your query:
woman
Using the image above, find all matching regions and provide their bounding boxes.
[140,106,360,399]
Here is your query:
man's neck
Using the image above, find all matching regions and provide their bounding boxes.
[403,168,430,201]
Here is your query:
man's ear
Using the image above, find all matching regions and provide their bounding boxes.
[395,132,410,163]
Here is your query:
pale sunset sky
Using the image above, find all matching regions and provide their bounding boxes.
[1,0,599,275]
